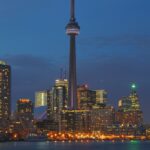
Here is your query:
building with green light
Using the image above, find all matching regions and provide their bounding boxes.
[116,83,143,128]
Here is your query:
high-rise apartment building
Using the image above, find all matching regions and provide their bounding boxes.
[0,61,11,122]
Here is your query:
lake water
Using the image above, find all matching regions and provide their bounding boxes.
[0,141,150,150]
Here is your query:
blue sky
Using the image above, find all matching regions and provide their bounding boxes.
[0,0,150,122]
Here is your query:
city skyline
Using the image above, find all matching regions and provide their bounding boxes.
[0,0,150,123]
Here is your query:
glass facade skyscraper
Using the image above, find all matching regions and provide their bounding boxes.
[35,91,47,107]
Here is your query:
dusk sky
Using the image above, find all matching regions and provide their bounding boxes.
[0,0,150,122]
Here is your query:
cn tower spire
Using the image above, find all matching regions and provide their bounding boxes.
[71,0,75,20]
[66,0,80,110]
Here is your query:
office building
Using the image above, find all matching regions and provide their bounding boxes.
[61,109,90,132]
[95,90,108,106]
[91,106,115,132]
[16,99,33,123]
[77,84,96,109]
[35,91,47,107]
[116,84,143,127]
[47,79,68,121]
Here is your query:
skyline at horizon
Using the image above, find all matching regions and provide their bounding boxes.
[0,0,150,123]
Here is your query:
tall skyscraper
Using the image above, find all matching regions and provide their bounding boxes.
[129,83,141,111]
[66,0,80,109]
[0,61,11,121]
[55,79,68,109]
[47,79,68,120]
[116,83,143,127]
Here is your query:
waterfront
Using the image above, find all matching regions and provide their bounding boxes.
[0,141,150,150]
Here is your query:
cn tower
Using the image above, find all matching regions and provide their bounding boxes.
[66,0,80,110]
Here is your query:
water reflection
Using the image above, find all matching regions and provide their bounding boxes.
[127,141,140,150]
[0,141,150,150]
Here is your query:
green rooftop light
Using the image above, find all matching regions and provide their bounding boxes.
[131,83,136,89]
